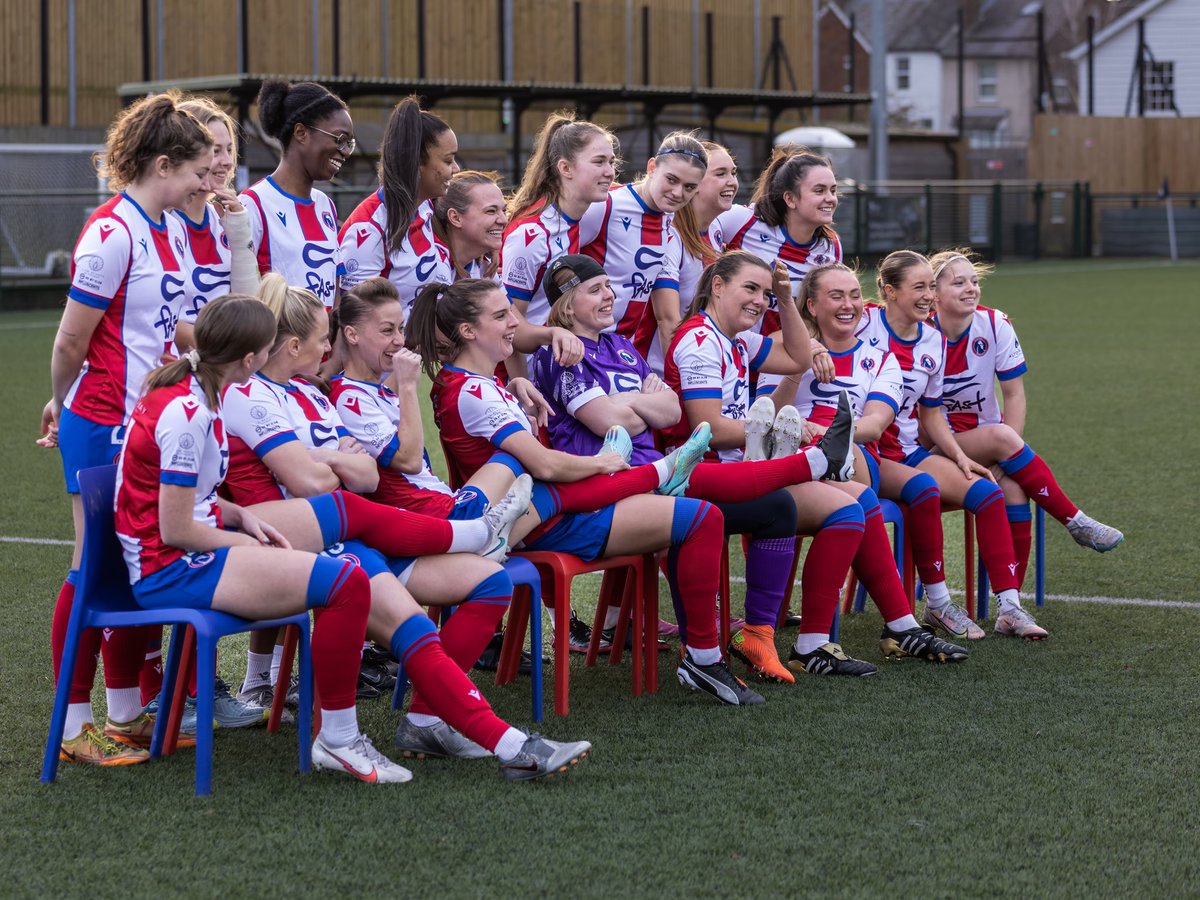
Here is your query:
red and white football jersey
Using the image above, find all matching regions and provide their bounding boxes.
[791,340,903,459]
[500,200,601,325]
[663,312,771,462]
[710,204,842,336]
[338,194,452,319]
[65,193,189,426]
[644,233,715,376]
[432,365,534,476]
[579,184,682,348]
[329,374,454,515]
[241,176,343,309]
[173,207,231,327]
[116,377,226,582]
[855,304,946,461]
[935,306,1027,433]
[223,374,350,505]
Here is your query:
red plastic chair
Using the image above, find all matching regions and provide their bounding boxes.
[437,435,652,716]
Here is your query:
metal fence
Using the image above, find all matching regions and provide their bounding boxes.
[5,180,1194,309]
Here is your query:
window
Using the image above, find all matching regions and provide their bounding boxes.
[896,56,910,91]
[1145,61,1175,112]
[977,61,997,102]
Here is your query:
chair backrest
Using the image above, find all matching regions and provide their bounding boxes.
[76,464,140,614]
[437,434,471,491]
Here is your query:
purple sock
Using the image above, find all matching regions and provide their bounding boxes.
[742,537,797,627]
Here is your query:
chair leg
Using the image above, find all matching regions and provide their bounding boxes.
[496,590,529,687]
[627,564,643,697]
[270,624,298,732]
[963,512,978,620]
[642,554,659,695]
[195,636,217,797]
[296,624,313,773]
[552,577,571,717]
[164,625,195,757]
[151,625,187,758]
[1035,506,1046,607]
[528,585,544,723]
[718,543,732,651]
[41,613,87,785]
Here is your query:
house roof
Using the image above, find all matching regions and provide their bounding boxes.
[838,0,959,53]
[820,1,873,54]
[1064,0,1171,60]
[936,0,1039,59]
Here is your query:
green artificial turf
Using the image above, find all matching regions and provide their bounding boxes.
[1,260,1197,897]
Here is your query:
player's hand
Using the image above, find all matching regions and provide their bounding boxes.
[209,188,245,217]
[507,377,552,429]
[642,374,669,394]
[810,340,835,383]
[802,421,824,445]
[390,347,422,388]
[338,435,367,455]
[240,510,291,549]
[771,259,793,304]
[956,455,995,482]
[593,451,631,474]
[37,398,60,448]
[548,328,584,367]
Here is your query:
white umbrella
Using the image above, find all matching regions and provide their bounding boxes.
[773,126,856,150]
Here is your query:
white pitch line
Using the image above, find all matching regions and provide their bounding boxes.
[0,320,59,331]
[576,568,1196,610]
[5,535,1192,609]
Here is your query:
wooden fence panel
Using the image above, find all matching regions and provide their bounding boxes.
[1029,114,1200,194]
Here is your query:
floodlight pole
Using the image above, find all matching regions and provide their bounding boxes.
[869,0,888,185]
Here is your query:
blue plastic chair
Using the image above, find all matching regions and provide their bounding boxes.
[41,465,314,796]
[391,555,544,723]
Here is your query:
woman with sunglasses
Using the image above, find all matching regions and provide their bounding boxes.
[241,80,352,311]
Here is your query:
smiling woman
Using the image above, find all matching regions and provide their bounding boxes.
[240,80,351,310]
[338,97,460,319]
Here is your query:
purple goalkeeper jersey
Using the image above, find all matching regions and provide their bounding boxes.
[530,333,662,465]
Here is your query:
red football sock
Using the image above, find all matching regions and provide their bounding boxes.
[1001,449,1078,523]
[967,487,1021,594]
[100,625,158,690]
[139,638,164,706]
[1008,511,1032,589]
[852,494,912,622]
[331,490,456,556]
[664,499,725,651]
[409,571,512,716]
[393,620,511,753]
[51,575,100,705]
[902,480,948,588]
[797,506,864,639]
[310,562,372,711]
[685,454,815,503]
[540,465,659,516]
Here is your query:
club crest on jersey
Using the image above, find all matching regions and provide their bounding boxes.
[617,349,638,366]
[220,233,230,249]
[322,211,336,231]
[972,337,989,356]
[919,354,936,371]
[186,551,216,568]
[860,357,876,372]
[454,488,480,505]
[174,237,185,258]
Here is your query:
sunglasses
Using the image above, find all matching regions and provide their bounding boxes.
[306,125,356,156]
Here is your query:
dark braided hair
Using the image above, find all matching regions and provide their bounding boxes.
[257,79,347,152]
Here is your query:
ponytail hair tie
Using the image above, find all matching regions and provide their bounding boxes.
[184,349,201,371]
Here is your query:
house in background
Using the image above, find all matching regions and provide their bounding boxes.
[1064,0,1198,116]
